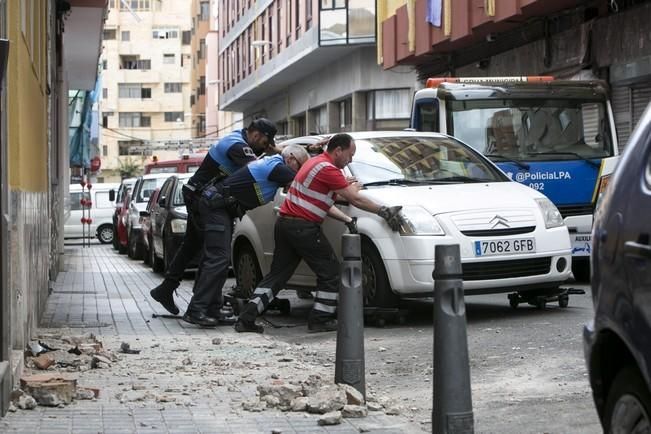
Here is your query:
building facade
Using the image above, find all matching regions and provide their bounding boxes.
[379,0,651,150]
[0,0,106,415]
[218,0,418,135]
[99,0,193,180]
[190,0,210,139]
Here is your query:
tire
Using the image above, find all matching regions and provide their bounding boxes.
[118,238,127,254]
[97,224,113,244]
[361,240,400,308]
[111,225,119,250]
[604,366,651,433]
[128,229,143,260]
[233,242,262,299]
[151,237,165,273]
[143,235,151,265]
[573,260,591,282]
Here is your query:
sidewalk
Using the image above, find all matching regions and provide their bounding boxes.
[0,243,425,434]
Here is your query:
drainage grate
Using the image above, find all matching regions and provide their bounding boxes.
[52,290,98,294]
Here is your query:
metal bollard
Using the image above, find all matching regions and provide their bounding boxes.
[432,244,474,434]
[335,233,365,398]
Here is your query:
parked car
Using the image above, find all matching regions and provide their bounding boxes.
[140,188,160,266]
[584,102,651,432]
[125,173,175,260]
[110,177,137,251]
[64,183,120,244]
[149,173,199,272]
[232,131,572,307]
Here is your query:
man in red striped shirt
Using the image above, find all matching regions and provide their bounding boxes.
[234,133,403,333]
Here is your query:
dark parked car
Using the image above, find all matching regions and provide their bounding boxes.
[584,102,651,432]
[149,174,199,273]
[110,177,136,251]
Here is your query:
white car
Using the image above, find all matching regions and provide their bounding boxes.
[231,132,572,307]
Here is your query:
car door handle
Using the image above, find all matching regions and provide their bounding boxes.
[624,241,651,259]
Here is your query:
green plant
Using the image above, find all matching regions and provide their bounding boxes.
[117,156,143,179]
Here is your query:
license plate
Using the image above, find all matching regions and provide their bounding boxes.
[474,238,536,257]
[571,233,592,256]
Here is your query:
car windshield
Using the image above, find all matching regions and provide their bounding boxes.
[348,136,507,185]
[137,178,166,202]
[446,99,614,161]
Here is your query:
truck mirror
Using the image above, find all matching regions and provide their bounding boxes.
[109,189,115,202]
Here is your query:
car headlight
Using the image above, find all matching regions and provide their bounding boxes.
[398,206,445,236]
[535,198,564,228]
[170,218,187,234]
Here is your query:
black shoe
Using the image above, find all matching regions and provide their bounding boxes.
[307,318,338,333]
[234,319,264,333]
[182,312,218,327]
[150,280,180,315]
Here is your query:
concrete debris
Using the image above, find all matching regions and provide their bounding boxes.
[290,397,309,412]
[367,401,383,411]
[257,383,303,409]
[155,394,176,403]
[116,390,149,403]
[182,357,192,366]
[75,387,97,400]
[119,342,141,354]
[342,404,368,418]
[385,406,401,415]
[10,390,37,410]
[211,338,222,345]
[339,383,365,405]
[306,385,347,414]
[32,354,55,370]
[317,411,342,426]
[20,374,77,406]
[7,403,17,412]
[271,429,283,434]
[91,355,112,369]
[241,398,265,412]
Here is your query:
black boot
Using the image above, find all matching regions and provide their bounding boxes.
[233,303,263,333]
[150,279,180,315]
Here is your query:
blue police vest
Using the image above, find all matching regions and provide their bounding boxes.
[207,129,249,175]
[248,155,285,205]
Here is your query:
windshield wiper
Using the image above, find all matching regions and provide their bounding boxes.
[485,153,530,169]
[431,176,491,183]
[363,179,424,187]
[527,151,600,168]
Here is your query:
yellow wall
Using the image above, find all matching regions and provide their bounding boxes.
[7,0,48,192]
[376,0,415,64]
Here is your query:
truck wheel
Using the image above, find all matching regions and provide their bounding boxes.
[97,224,113,244]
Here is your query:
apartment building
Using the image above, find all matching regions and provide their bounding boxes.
[218,1,418,136]
[99,0,193,180]
[190,0,210,138]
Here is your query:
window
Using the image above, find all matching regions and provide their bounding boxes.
[119,55,151,70]
[103,29,117,40]
[286,0,292,46]
[95,191,113,209]
[152,28,179,39]
[163,53,175,64]
[306,0,313,30]
[102,59,108,70]
[182,30,191,45]
[119,113,151,128]
[102,88,108,99]
[102,145,108,156]
[339,98,352,130]
[200,1,210,20]
[118,140,144,155]
[164,82,183,93]
[164,112,184,122]
[118,83,151,98]
[320,0,375,45]
[102,114,109,128]
[70,192,90,211]
[295,0,300,38]
[121,30,130,41]
[129,0,150,11]
[268,13,273,58]
[199,39,206,59]
[199,76,205,96]
[370,89,411,120]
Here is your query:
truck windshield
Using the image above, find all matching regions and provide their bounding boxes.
[445,99,614,161]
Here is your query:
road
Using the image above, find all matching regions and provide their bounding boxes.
[266,284,598,433]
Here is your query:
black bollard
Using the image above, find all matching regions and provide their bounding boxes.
[335,234,365,398]
[432,244,473,434]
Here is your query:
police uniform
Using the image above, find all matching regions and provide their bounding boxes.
[236,152,349,332]
[183,155,296,324]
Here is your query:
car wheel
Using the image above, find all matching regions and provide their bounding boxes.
[573,260,591,282]
[97,224,113,244]
[152,238,165,273]
[143,235,151,265]
[112,225,119,250]
[234,242,262,299]
[128,230,143,260]
[604,366,651,433]
[118,237,127,254]
[362,240,400,308]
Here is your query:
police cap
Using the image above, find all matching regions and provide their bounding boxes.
[250,118,277,145]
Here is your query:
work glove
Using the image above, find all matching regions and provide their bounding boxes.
[377,206,403,232]
[345,217,358,234]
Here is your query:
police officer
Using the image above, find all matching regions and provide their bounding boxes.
[150,118,278,316]
[183,144,310,326]
[234,133,403,334]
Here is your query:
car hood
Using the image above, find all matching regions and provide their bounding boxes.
[362,182,543,215]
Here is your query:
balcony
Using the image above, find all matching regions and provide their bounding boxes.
[117,98,161,112]
[115,69,161,84]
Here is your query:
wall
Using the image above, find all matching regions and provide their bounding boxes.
[6,0,51,354]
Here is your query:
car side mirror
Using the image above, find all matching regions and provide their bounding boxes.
[139,211,149,218]
[109,189,115,201]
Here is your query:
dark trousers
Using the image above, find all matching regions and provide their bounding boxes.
[164,187,202,283]
[185,197,233,316]
[239,217,340,323]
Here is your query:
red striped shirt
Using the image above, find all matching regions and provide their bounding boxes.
[279,152,349,223]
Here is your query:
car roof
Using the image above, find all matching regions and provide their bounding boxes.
[139,173,179,180]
